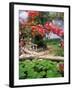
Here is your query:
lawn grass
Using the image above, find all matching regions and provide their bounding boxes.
[45,39,64,56]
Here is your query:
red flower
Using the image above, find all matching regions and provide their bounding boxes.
[44,22,51,30]
[52,28,58,34]
[31,22,64,38]
[45,22,64,37]
[49,22,56,30]
[59,63,64,72]
[37,24,45,36]
[58,30,64,37]
[28,11,39,18]
[31,25,36,31]
[31,24,46,37]
[37,24,44,29]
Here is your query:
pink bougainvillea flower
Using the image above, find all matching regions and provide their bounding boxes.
[58,30,64,37]
[44,22,51,30]
[36,24,46,36]
[44,21,64,37]
[49,22,56,30]
[52,28,58,34]
[37,24,44,29]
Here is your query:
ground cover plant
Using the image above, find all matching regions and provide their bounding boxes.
[19,59,64,79]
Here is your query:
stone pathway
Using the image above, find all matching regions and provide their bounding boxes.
[19,50,64,61]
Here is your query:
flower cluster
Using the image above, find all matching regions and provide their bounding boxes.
[19,11,64,49]
[28,11,39,18]
[44,22,64,37]
[31,22,64,38]
[31,24,46,37]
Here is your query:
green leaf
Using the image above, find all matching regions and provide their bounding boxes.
[46,70,62,78]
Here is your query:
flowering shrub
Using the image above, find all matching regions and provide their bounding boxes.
[28,11,39,21]
[31,24,46,37]
[19,11,64,48]
[44,22,64,37]
[28,11,39,17]
[31,21,64,38]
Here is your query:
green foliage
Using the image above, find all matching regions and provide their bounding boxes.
[33,35,47,48]
[20,26,32,41]
[19,59,63,79]
[55,48,64,56]
[45,39,64,56]
[46,70,62,78]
